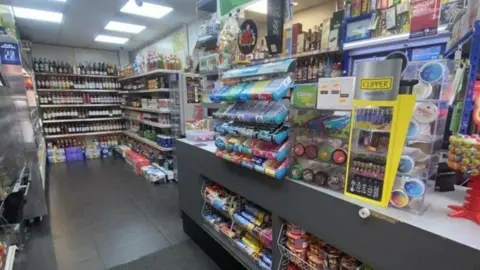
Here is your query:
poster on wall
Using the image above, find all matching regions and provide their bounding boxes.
[238,19,258,55]
[409,0,441,39]
[219,0,252,16]
[0,5,19,39]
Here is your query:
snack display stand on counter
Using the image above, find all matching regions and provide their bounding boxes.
[447,135,480,225]
[211,60,296,179]
[288,80,355,191]
[344,59,415,207]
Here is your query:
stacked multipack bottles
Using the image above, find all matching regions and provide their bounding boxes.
[202,182,273,270]
[211,60,296,180]
[47,136,121,163]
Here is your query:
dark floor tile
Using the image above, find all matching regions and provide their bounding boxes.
[98,235,170,268]
[58,254,105,270]
[93,217,167,251]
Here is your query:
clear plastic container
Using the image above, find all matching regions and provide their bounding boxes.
[186,130,215,141]
[390,59,455,213]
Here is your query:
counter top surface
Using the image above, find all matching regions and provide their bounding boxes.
[177,138,480,252]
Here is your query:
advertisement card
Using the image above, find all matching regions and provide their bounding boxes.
[409,0,441,39]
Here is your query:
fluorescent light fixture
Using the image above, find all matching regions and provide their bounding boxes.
[12,7,63,23]
[245,0,267,14]
[55,0,67,2]
[120,0,173,19]
[95,35,128,44]
[105,21,146,34]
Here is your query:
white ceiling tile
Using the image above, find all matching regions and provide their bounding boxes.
[10,0,197,51]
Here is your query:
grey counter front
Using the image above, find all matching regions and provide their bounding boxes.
[177,138,480,270]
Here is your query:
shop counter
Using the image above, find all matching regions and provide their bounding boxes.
[177,138,480,270]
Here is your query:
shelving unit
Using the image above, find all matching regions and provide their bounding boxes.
[121,106,170,114]
[37,89,118,93]
[119,88,171,94]
[35,72,118,79]
[39,104,120,108]
[123,131,173,151]
[119,69,186,180]
[249,48,339,66]
[4,245,18,270]
[123,116,172,128]
[43,117,123,123]
[44,130,122,139]
[444,21,480,134]
[117,69,180,81]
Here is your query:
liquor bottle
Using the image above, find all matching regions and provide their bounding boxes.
[317,24,323,50]
[81,62,86,75]
[312,57,319,82]
[296,61,302,82]
[318,56,325,78]
[33,58,39,72]
[302,59,308,83]
[44,58,49,72]
[311,27,318,51]
[307,57,313,82]
[48,60,54,73]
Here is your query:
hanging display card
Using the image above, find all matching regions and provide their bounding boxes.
[409,0,441,39]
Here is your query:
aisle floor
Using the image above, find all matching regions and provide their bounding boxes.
[23,158,220,270]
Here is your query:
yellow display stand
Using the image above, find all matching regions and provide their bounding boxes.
[344,95,415,207]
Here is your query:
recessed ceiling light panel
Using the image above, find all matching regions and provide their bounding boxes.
[120,0,173,19]
[13,7,63,23]
[105,21,146,34]
[95,35,129,44]
[245,0,267,14]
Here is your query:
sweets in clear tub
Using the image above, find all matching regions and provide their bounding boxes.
[186,130,215,141]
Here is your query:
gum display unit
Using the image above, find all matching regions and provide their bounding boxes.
[288,81,354,191]
[211,60,296,180]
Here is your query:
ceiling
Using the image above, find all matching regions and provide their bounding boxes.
[2,0,202,51]
[246,0,335,23]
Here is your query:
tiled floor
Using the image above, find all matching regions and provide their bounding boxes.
[20,158,219,270]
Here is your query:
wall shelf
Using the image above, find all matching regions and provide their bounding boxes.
[123,116,172,128]
[121,106,170,114]
[44,130,122,139]
[118,69,181,82]
[123,131,173,151]
[40,104,120,108]
[37,89,118,93]
[43,117,123,123]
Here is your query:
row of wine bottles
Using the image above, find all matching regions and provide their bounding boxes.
[42,109,123,120]
[39,94,122,104]
[36,76,121,90]
[34,58,118,76]
[44,121,125,135]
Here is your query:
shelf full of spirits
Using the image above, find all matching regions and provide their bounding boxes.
[42,108,123,123]
[36,76,120,90]
[38,93,121,105]
[33,57,118,77]
[43,120,125,136]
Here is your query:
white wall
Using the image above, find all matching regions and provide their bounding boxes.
[134,26,188,68]
[32,44,120,66]
[291,1,336,30]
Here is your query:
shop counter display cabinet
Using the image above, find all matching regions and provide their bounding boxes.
[177,138,480,270]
